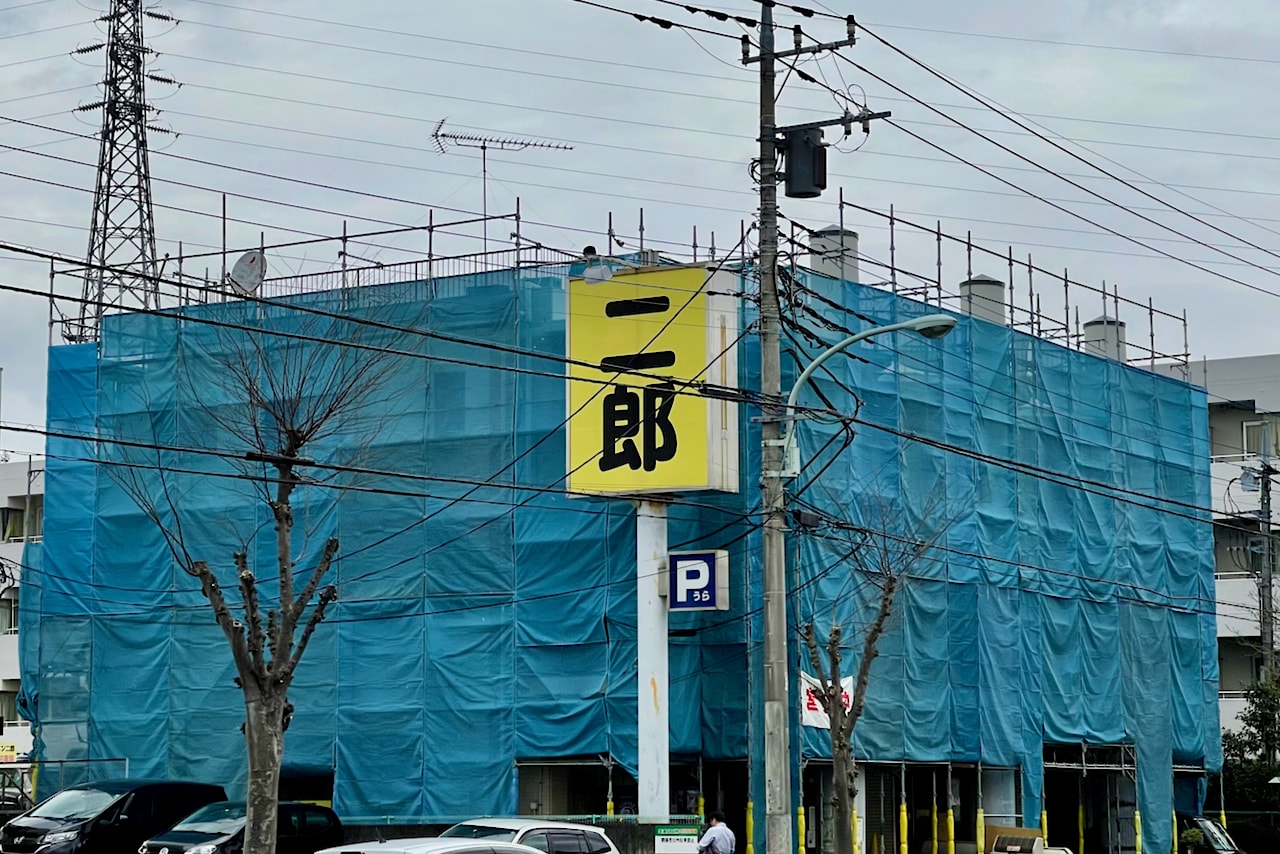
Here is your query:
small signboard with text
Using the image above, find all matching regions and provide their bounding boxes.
[654,825,701,854]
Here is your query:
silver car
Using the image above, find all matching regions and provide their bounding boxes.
[439,819,620,854]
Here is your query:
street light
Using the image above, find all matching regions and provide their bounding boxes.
[759,312,956,854]
[778,313,957,477]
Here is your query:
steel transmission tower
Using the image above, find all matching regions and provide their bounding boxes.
[69,0,174,343]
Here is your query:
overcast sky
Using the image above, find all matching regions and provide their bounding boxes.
[3,0,1280,454]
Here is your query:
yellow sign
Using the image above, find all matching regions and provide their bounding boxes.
[566,264,739,494]
[0,745,17,763]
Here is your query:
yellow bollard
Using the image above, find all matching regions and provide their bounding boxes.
[798,807,807,854]
[746,802,755,854]
[1171,809,1177,854]
[932,802,938,854]
[976,808,985,854]
[1134,808,1142,854]
[1041,809,1048,839]
[946,805,955,854]
[697,796,704,823]
[606,799,614,817]
[1220,808,1227,829]
[872,833,880,854]
[899,800,909,854]
[1078,803,1085,854]
[852,804,861,854]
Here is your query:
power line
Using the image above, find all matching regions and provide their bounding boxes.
[0,242,754,402]
[836,74,1280,301]
[851,24,1280,271]
[178,0,1280,149]
[732,0,1280,68]
[13,103,1278,279]
[334,231,755,572]
[153,110,1280,261]
[566,0,742,38]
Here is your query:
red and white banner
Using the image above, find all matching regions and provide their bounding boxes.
[800,671,853,729]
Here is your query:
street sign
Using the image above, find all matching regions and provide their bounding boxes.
[654,825,701,854]
[667,550,729,611]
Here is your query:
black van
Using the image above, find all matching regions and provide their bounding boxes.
[0,779,227,854]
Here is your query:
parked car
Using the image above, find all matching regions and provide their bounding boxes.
[139,800,343,854]
[0,779,226,854]
[440,818,618,854]
[318,840,544,854]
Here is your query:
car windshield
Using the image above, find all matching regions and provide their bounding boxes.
[171,802,247,835]
[440,824,517,841]
[29,788,118,821]
[1195,818,1240,851]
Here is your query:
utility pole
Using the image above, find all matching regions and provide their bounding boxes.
[1261,421,1275,684]
[753,5,791,854]
[742,11,883,853]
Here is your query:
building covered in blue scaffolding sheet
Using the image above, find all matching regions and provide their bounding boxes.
[20,252,1218,854]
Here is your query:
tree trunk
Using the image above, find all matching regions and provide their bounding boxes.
[832,739,854,854]
[244,692,286,854]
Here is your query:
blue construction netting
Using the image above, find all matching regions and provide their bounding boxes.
[19,263,1218,854]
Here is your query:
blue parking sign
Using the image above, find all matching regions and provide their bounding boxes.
[667,550,730,611]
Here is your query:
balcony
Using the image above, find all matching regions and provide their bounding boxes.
[1216,575,1263,637]
[1221,692,1247,732]
[0,633,16,685]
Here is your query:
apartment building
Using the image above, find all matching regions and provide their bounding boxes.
[0,456,40,758]
[1159,356,1280,732]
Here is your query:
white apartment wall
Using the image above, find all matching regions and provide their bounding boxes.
[0,458,42,757]
[1161,353,1280,413]
[1156,356,1280,734]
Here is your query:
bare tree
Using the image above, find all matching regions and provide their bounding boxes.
[109,302,407,854]
[799,496,946,854]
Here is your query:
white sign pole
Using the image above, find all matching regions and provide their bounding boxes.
[636,498,670,822]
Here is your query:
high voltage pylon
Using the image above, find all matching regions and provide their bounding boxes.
[67,0,177,343]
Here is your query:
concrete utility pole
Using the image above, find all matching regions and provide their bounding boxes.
[743,10,876,853]
[753,5,792,854]
[1261,421,1275,683]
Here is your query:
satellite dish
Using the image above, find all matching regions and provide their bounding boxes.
[228,250,266,295]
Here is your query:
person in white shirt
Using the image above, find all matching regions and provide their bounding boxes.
[697,811,735,854]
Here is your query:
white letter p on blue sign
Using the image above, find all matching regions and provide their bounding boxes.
[675,558,710,604]
[667,550,730,611]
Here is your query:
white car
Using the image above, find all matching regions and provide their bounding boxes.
[316,839,545,854]
[439,819,620,854]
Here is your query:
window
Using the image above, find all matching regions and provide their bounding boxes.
[1244,420,1277,457]
[279,804,301,835]
[302,808,335,835]
[0,595,18,634]
[584,832,613,854]
[548,832,589,854]
[0,693,18,724]
[521,832,550,852]
[0,510,21,542]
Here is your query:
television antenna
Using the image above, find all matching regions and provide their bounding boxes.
[431,119,572,253]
